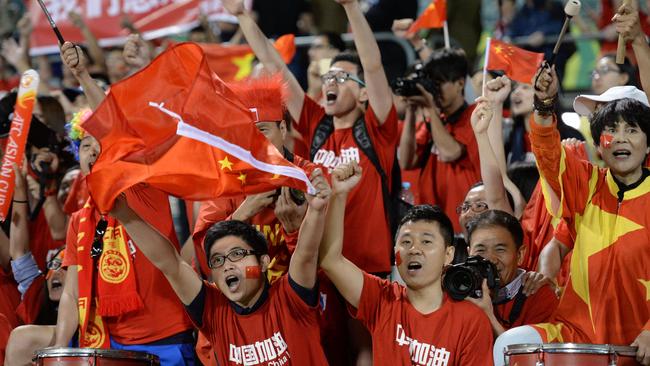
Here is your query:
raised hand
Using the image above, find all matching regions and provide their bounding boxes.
[533,62,559,102]
[275,187,308,233]
[331,161,362,195]
[123,34,151,68]
[470,96,493,135]
[484,76,512,105]
[16,14,32,38]
[68,11,86,29]
[60,42,86,77]
[392,19,415,40]
[613,2,643,44]
[305,168,331,211]
[222,0,246,16]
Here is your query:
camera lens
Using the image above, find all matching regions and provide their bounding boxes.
[443,267,478,301]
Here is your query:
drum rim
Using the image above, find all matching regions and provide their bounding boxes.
[34,347,161,361]
[505,343,637,356]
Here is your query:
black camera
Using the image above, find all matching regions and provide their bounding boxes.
[274,188,306,206]
[443,255,500,301]
[390,64,435,97]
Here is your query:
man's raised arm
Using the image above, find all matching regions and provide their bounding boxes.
[222,0,305,122]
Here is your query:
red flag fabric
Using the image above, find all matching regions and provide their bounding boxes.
[408,0,446,34]
[82,43,313,213]
[201,35,296,82]
[486,39,544,84]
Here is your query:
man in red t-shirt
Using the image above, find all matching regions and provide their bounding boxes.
[110,166,331,366]
[320,161,493,366]
[222,0,397,275]
[466,210,558,337]
[399,48,480,233]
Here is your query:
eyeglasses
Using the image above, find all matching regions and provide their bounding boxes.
[320,71,366,87]
[47,258,63,271]
[209,248,257,269]
[591,66,621,79]
[456,201,489,214]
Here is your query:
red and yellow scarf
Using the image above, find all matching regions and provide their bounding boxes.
[76,200,143,348]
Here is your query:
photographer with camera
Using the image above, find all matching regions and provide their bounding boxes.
[455,210,559,338]
[398,48,480,233]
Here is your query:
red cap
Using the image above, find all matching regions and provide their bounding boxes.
[229,74,286,123]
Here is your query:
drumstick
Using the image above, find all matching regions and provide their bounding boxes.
[36,0,66,45]
[616,0,632,64]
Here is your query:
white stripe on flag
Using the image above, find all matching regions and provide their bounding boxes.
[149,102,317,195]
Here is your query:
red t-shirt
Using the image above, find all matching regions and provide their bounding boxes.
[63,187,193,344]
[197,276,328,366]
[353,273,493,366]
[0,267,20,329]
[193,153,317,282]
[0,313,13,363]
[416,105,481,233]
[297,96,398,273]
[494,283,559,329]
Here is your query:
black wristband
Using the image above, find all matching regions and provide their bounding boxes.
[13,199,28,204]
[533,95,557,116]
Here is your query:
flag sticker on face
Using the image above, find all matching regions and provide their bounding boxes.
[246,266,262,279]
[600,133,613,149]
[396,251,403,266]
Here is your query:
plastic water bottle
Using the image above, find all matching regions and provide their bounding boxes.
[399,182,415,205]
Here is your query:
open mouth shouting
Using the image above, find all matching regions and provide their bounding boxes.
[407,261,423,274]
[225,274,241,292]
[612,149,632,160]
[325,90,338,106]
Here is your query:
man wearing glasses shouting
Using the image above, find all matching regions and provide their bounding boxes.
[109,169,332,365]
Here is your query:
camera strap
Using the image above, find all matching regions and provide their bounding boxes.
[495,289,527,328]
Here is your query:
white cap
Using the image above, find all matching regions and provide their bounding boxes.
[573,85,649,116]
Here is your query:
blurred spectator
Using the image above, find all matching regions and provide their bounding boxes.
[447,0,483,67]
[0,0,24,38]
[253,0,313,37]
[597,0,650,62]
[311,0,349,34]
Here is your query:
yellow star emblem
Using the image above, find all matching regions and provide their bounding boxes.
[218,156,234,171]
[638,279,650,301]
[271,174,280,180]
[494,45,503,54]
[572,206,644,331]
[232,53,255,81]
[237,173,247,185]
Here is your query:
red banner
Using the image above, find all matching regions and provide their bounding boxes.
[0,70,39,221]
[28,0,252,55]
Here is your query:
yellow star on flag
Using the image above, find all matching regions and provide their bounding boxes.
[572,206,644,331]
[638,279,650,301]
[218,156,234,171]
[494,45,503,54]
[232,53,255,81]
[237,173,247,185]
[271,174,280,180]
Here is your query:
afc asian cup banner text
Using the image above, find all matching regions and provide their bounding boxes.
[28,0,252,56]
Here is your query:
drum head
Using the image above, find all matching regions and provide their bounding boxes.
[505,343,637,357]
[34,347,160,364]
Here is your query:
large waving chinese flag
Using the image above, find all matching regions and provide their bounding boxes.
[82,42,313,213]
[486,39,544,84]
[408,0,446,34]
[201,34,296,82]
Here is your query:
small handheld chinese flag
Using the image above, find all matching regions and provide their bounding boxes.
[485,38,544,84]
[408,0,447,34]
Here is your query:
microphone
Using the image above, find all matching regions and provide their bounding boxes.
[549,0,582,66]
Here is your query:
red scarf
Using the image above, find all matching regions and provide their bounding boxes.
[76,200,143,348]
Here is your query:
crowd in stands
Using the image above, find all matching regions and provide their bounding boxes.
[1,0,650,365]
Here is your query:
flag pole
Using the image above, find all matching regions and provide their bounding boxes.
[443,21,450,49]
[482,37,491,97]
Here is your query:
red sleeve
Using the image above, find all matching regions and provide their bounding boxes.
[519,284,559,325]
[16,276,46,325]
[62,212,80,267]
[457,303,494,366]
[124,184,179,248]
[351,272,391,332]
[296,95,326,146]
[450,115,480,170]
[529,116,595,219]
[553,220,575,250]
[0,313,12,362]
[200,282,223,338]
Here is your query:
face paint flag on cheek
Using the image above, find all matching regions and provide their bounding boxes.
[246,266,261,279]
[395,251,403,266]
[600,133,613,149]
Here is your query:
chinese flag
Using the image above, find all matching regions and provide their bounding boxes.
[486,39,544,84]
[201,34,296,82]
[408,0,446,34]
[82,43,313,213]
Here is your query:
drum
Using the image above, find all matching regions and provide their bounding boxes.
[504,343,640,366]
[33,348,160,366]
